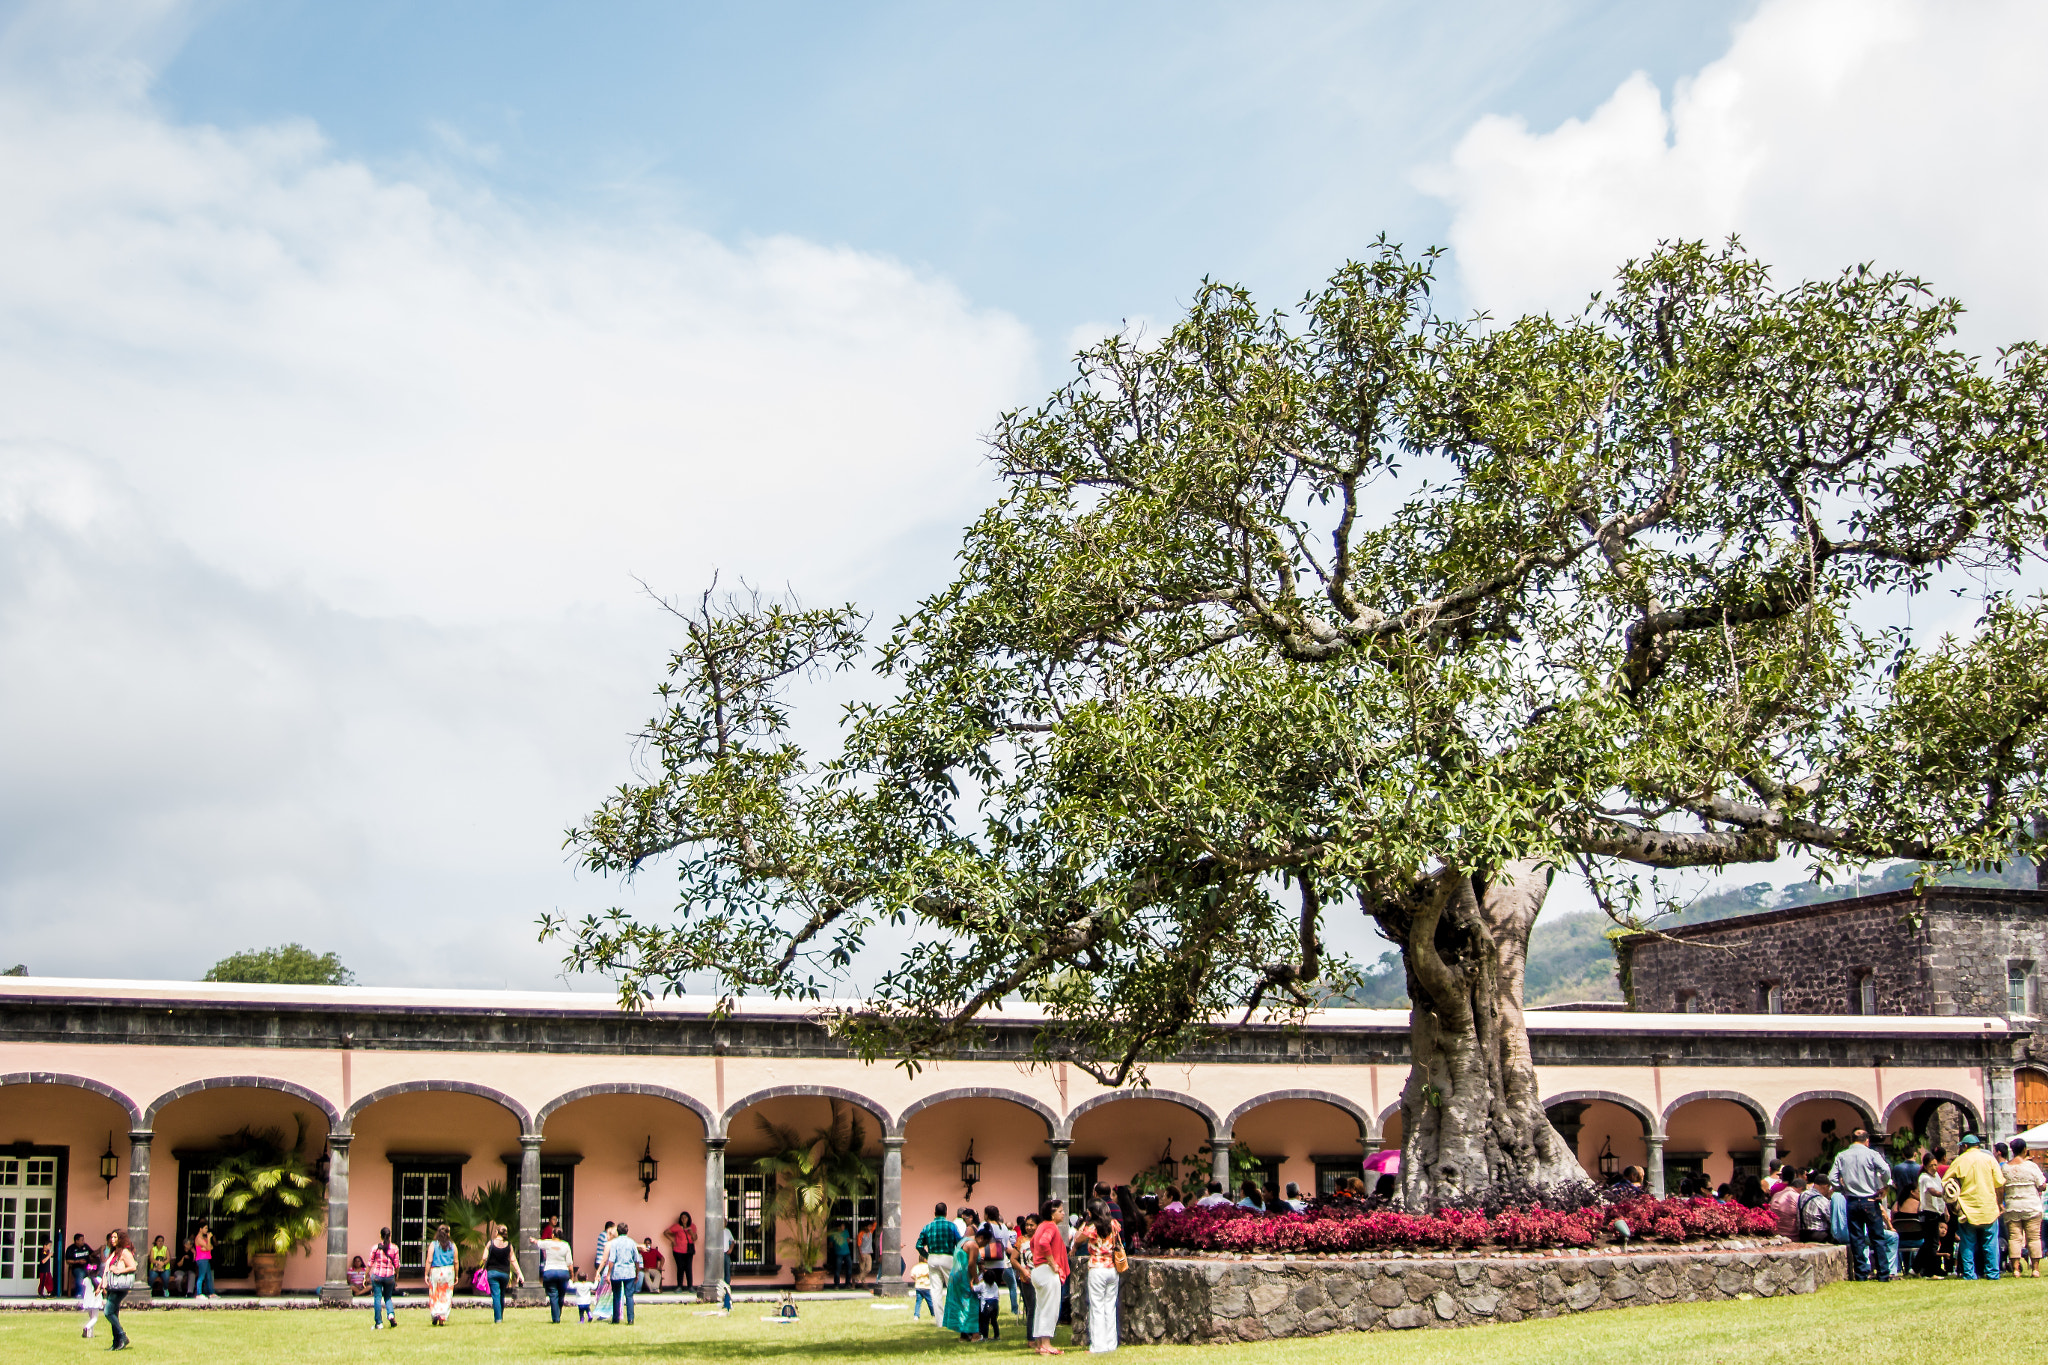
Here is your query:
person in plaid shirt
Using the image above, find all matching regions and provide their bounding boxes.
[366,1228,402,1330]
[915,1202,962,1291]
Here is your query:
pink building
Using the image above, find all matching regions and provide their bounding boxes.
[0,975,2021,1300]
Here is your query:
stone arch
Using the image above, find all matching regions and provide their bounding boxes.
[1881,1088,1983,1135]
[145,1075,341,1130]
[892,1088,1057,1139]
[1376,1100,1405,1135]
[0,1072,143,1128]
[1661,1089,1769,1134]
[1220,1090,1373,1140]
[342,1080,532,1137]
[1057,1089,1221,1142]
[1543,1089,1660,1137]
[717,1085,892,1141]
[535,1083,714,1135]
[1773,1089,1878,1135]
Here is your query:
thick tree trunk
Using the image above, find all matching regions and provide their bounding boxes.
[1381,859,1584,1208]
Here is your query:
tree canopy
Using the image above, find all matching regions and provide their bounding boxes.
[555,241,2048,1172]
[204,943,356,986]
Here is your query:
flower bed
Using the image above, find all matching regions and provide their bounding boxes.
[1142,1194,1780,1255]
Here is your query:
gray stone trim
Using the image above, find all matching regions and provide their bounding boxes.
[1659,1089,1769,1133]
[0,1071,143,1125]
[533,1082,714,1133]
[1375,1099,1404,1134]
[1542,1089,1659,1138]
[716,1084,892,1140]
[1220,1089,1374,1138]
[340,1079,532,1136]
[1058,1088,1221,1142]
[891,1087,1057,1138]
[1772,1089,1879,1134]
[1880,1087,1983,1132]
[143,1074,341,1128]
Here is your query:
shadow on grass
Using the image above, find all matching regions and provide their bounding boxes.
[534,1322,1051,1361]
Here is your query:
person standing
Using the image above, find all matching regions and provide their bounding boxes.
[191,1225,216,1299]
[1944,1134,2007,1280]
[101,1230,135,1352]
[982,1205,1018,1315]
[972,1226,1003,1340]
[942,1220,985,1341]
[604,1221,640,1325]
[367,1227,401,1329]
[426,1223,459,1325]
[484,1222,519,1322]
[78,1248,103,1341]
[533,1220,573,1323]
[2001,1140,2045,1277]
[36,1239,54,1297]
[1828,1128,1894,1282]
[594,1220,616,1278]
[826,1222,852,1288]
[146,1236,170,1299]
[914,1202,961,1306]
[1915,1152,1949,1276]
[1028,1199,1069,1356]
[1073,1210,1122,1353]
[662,1211,696,1292]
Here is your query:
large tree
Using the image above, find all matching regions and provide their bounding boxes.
[556,242,2048,1207]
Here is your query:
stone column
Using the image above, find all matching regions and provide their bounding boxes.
[878,1135,905,1296]
[1760,1130,1780,1178]
[1049,1137,1072,1208]
[1210,1130,1233,1195]
[516,1134,544,1303]
[1645,1135,1667,1198]
[1987,1061,2017,1140]
[700,1137,727,1302]
[126,1129,152,1301]
[318,1134,352,1305]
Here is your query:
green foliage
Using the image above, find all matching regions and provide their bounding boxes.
[205,1118,326,1259]
[554,240,2048,1086]
[754,1101,874,1275]
[203,943,355,986]
[437,1182,519,1270]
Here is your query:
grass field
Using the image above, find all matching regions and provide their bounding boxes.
[3,1277,2038,1363]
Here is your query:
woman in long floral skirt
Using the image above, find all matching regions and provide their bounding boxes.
[426,1224,458,1325]
[942,1212,985,1340]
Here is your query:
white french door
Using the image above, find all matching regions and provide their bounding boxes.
[0,1156,57,1297]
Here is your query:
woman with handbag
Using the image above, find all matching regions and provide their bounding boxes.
[1072,1211,1123,1352]
[101,1230,136,1351]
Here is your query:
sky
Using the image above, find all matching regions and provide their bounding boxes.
[2,0,2044,990]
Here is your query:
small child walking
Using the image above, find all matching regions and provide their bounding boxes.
[78,1268,104,1339]
[910,1259,935,1319]
[570,1267,594,1322]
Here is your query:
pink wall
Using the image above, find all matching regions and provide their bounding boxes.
[349,1090,521,1285]
[1778,1098,1871,1171]
[150,1086,333,1290]
[1233,1099,1367,1196]
[1573,1100,1650,1177]
[542,1092,707,1275]
[1663,1098,1764,1189]
[0,1083,131,1288]
[903,1098,1049,1231]
[1070,1098,1210,1195]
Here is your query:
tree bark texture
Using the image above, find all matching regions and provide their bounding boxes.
[1383,860,1585,1208]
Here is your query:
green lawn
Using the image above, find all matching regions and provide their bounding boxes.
[3,1278,2040,1363]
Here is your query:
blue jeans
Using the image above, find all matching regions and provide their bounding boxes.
[610,1277,636,1324]
[542,1269,569,1322]
[488,1269,510,1320]
[193,1261,215,1296]
[105,1288,129,1347]
[1843,1197,1889,1280]
[372,1276,397,1325]
[1004,1263,1020,1313]
[914,1288,934,1318]
[1958,1221,2001,1279]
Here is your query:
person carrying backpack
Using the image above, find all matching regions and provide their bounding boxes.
[1799,1174,1836,1242]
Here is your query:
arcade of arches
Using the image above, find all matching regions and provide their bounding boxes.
[0,979,2028,1301]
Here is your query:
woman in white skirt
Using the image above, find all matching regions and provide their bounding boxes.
[1027,1199,1070,1355]
[1073,1210,1122,1352]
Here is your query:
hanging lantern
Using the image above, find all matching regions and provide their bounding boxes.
[1597,1135,1619,1179]
[100,1132,118,1198]
[637,1137,659,1202]
[960,1141,982,1200]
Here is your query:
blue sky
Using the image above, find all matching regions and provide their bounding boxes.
[1,0,2042,989]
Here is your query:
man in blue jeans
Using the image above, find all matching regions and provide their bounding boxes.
[1829,1128,1894,1281]
[1945,1134,2006,1279]
[604,1221,641,1324]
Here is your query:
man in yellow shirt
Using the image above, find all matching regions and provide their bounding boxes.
[1944,1134,2007,1280]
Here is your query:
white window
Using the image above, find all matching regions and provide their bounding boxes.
[2009,962,2037,1017]
[1677,991,1700,1014]
[1761,982,1784,1015]
[1858,972,1877,1016]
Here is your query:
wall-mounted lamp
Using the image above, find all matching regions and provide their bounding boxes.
[1597,1135,1618,1180]
[100,1132,118,1198]
[960,1141,982,1201]
[314,1149,332,1184]
[637,1137,659,1202]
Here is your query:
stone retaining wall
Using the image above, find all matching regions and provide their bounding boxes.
[1075,1243,1845,1345]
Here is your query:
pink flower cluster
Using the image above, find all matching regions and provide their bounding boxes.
[1143,1196,1778,1254]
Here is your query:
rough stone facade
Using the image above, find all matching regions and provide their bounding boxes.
[1089,1245,1845,1344]
[1620,888,2048,1020]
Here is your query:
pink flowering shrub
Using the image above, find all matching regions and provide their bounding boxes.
[1142,1194,1778,1255]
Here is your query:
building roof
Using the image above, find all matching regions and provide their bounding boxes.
[1614,885,2048,946]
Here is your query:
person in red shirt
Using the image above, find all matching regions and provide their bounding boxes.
[663,1212,697,1291]
[1027,1198,1070,1355]
[639,1237,664,1293]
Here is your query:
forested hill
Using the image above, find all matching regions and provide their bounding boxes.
[1339,861,2041,1010]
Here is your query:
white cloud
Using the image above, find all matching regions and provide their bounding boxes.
[1423,0,2048,348]
[0,9,1038,984]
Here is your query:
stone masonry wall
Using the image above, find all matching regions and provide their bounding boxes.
[1624,894,1930,1016]
[1088,1245,1844,1344]
[1923,891,2048,1016]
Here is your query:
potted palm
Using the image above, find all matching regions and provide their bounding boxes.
[437,1181,520,1285]
[206,1117,326,1296]
[756,1101,874,1291]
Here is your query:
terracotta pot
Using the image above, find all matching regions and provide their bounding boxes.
[792,1269,827,1293]
[250,1252,285,1297]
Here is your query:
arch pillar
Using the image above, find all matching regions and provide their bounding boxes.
[126,1129,153,1301]
[1761,1131,1780,1177]
[1987,1062,2017,1140]
[1645,1135,1666,1197]
[700,1137,727,1302]
[1210,1129,1233,1193]
[879,1135,906,1296]
[515,1134,545,1304]
[1047,1136,1072,1210]
[318,1134,353,1305]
